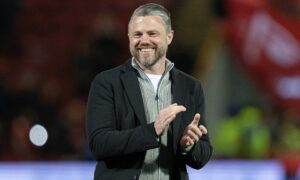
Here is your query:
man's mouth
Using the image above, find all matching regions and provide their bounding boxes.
[137,47,155,52]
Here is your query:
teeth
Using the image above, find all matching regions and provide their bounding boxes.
[139,48,153,52]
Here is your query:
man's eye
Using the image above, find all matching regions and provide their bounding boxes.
[133,33,142,38]
[149,32,157,37]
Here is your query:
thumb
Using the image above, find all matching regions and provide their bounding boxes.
[191,113,201,125]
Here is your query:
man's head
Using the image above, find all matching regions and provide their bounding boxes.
[130,3,172,33]
[128,3,174,70]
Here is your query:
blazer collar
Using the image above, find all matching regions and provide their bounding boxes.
[170,68,185,105]
[170,68,186,153]
[120,60,147,125]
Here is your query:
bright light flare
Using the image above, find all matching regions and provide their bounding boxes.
[29,124,48,147]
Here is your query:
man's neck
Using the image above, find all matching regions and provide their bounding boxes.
[137,59,166,75]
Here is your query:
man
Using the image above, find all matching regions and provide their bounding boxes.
[86,3,213,180]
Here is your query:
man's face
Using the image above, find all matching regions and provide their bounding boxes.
[128,15,173,68]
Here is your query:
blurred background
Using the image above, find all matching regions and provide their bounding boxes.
[0,0,299,179]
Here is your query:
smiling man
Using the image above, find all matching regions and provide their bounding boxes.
[129,14,172,74]
[86,3,213,180]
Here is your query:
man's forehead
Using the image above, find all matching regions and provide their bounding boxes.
[130,15,164,25]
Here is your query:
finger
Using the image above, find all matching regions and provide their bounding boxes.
[161,103,177,113]
[199,125,208,134]
[159,105,179,117]
[186,136,194,145]
[190,125,202,137]
[181,136,189,146]
[191,113,200,126]
[163,104,186,115]
[158,105,186,124]
[185,137,190,146]
[181,136,190,147]
[164,114,176,124]
[187,129,200,142]
[164,106,186,118]
[171,105,186,112]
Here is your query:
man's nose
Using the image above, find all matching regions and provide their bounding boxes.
[140,34,150,44]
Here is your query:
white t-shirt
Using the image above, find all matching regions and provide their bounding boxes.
[146,73,162,92]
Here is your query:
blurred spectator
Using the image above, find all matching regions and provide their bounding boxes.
[0,112,41,160]
[213,106,271,159]
[274,110,300,180]
[59,98,91,160]
[71,11,124,96]
[37,77,75,159]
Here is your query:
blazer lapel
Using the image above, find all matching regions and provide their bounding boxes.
[170,69,186,153]
[121,64,147,125]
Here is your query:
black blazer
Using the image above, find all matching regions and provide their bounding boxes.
[86,60,213,180]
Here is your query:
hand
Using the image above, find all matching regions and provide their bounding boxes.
[154,103,186,136]
[180,113,208,148]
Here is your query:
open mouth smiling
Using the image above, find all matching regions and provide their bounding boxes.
[137,48,156,52]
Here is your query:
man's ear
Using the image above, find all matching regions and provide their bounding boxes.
[167,30,174,45]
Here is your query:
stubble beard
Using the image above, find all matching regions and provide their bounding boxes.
[131,46,167,68]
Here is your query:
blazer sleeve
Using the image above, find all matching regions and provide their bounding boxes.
[86,73,160,161]
[179,83,213,169]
